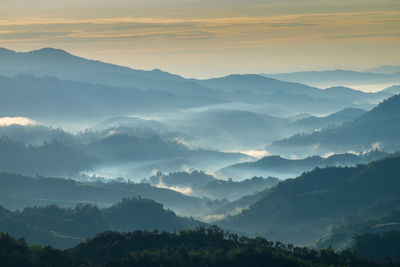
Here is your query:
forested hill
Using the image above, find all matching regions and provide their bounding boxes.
[1,227,397,267]
[219,156,400,245]
[0,198,202,248]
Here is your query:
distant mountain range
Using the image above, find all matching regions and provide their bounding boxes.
[263,69,400,88]
[218,150,391,179]
[0,47,393,123]
[269,94,400,157]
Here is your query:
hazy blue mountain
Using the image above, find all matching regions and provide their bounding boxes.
[86,134,186,161]
[269,94,400,157]
[92,116,168,132]
[294,108,367,132]
[0,48,379,120]
[0,75,221,121]
[0,197,203,248]
[0,47,182,81]
[170,108,296,150]
[81,132,251,178]
[218,150,389,179]
[0,172,222,217]
[0,137,97,176]
[218,156,400,245]
[365,65,400,75]
[198,74,322,97]
[202,74,385,105]
[0,47,225,98]
[264,70,400,87]
[321,86,380,103]
[382,85,400,95]
[0,124,75,145]
[146,170,279,201]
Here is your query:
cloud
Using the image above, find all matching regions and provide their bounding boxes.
[1,11,399,44]
[0,117,37,126]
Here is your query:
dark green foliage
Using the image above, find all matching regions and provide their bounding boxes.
[220,156,400,245]
[1,227,397,267]
[318,205,400,250]
[0,198,202,249]
[352,231,400,261]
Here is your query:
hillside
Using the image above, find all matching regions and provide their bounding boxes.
[0,227,394,267]
[219,156,400,245]
[0,172,220,217]
[0,137,97,176]
[218,150,390,179]
[264,70,400,87]
[0,75,221,120]
[0,198,202,248]
[147,171,279,200]
[294,108,366,131]
[269,94,400,157]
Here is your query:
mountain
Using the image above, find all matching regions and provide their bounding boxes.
[317,202,400,251]
[264,70,400,87]
[82,132,251,178]
[0,137,97,176]
[218,156,400,245]
[0,47,224,98]
[0,48,383,122]
[0,47,182,80]
[0,75,221,121]
[350,230,400,261]
[170,108,296,150]
[92,116,168,132]
[0,124,75,145]
[86,134,186,161]
[218,150,390,179]
[1,228,388,267]
[382,85,400,95]
[269,94,400,157]
[146,170,279,201]
[0,172,221,217]
[365,65,400,75]
[0,197,202,248]
[198,74,322,97]
[294,108,367,132]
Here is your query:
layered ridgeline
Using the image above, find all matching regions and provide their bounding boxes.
[218,156,400,245]
[0,172,226,217]
[0,124,251,178]
[145,170,279,200]
[218,150,391,179]
[0,48,390,123]
[1,227,396,267]
[269,94,400,157]
[0,197,203,248]
[263,69,400,88]
[0,137,98,177]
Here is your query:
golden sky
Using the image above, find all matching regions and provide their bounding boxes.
[1,0,400,77]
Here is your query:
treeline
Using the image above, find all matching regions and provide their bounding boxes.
[1,227,399,267]
[0,198,202,248]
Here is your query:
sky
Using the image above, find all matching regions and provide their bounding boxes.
[1,0,400,78]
